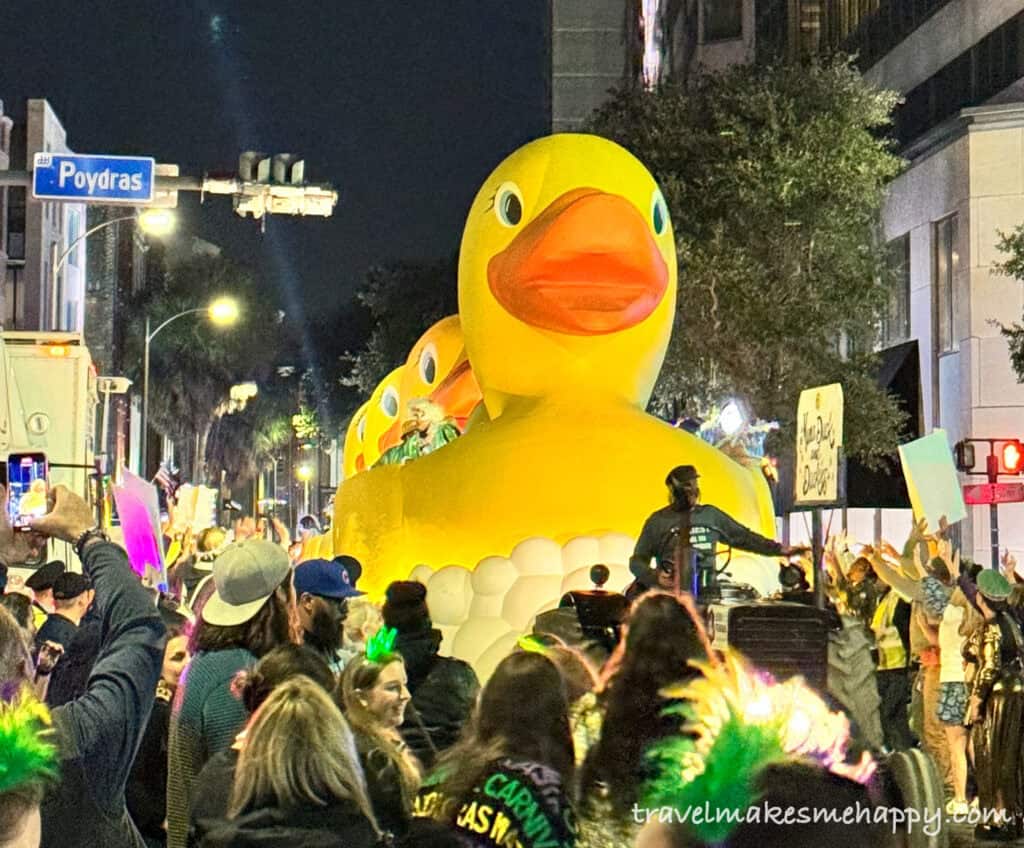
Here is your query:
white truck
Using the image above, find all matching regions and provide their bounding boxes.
[0,331,98,500]
[0,332,99,583]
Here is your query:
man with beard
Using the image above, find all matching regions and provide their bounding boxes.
[293,558,361,672]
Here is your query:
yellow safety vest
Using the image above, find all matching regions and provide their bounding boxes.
[872,590,907,671]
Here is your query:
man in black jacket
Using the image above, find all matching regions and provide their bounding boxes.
[35,572,93,654]
[0,485,166,848]
[383,581,479,769]
[630,465,806,600]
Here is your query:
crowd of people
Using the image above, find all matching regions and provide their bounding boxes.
[821,522,1024,841]
[1,478,1022,847]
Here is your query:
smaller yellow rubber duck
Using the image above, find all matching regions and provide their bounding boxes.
[359,366,404,468]
[342,400,370,479]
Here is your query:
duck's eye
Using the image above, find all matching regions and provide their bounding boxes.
[495,182,524,227]
[419,344,438,386]
[381,387,399,418]
[356,414,366,441]
[651,189,668,236]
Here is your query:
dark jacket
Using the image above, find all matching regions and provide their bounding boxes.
[127,683,175,844]
[189,747,240,847]
[352,728,410,837]
[198,799,378,848]
[629,503,784,589]
[414,757,576,848]
[40,542,167,848]
[45,617,103,707]
[35,611,79,651]
[394,629,479,769]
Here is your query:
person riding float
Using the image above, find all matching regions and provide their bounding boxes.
[629,465,806,602]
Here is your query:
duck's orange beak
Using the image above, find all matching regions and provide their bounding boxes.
[487,189,668,336]
[378,421,401,453]
[429,357,482,421]
[355,454,365,473]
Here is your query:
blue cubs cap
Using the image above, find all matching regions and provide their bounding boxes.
[294,558,362,600]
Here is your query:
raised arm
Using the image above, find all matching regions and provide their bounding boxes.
[704,506,795,559]
[35,487,166,812]
[868,550,920,603]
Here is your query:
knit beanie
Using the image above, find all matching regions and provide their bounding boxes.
[383,581,431,634]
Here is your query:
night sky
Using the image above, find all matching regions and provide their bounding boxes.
[1,0,550,336]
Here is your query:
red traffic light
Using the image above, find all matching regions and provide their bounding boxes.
[1003,440,1024,474]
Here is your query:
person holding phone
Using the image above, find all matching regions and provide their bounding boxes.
[0,484,167,848]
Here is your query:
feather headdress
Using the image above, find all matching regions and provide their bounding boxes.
[0,687,58,795]
[642,650,875,844]
[365,625,399,663]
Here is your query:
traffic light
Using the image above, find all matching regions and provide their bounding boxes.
[954,438,1024,475]
[954,440,976,472]
[238,151,271,183]
[1001,439,1024,474]
[232,151,337,220]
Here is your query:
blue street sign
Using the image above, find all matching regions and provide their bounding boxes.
[32,153,155,203]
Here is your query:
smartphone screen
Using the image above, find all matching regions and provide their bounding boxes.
[8,453,48,529]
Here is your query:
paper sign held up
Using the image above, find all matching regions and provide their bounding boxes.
[897,429,967,530]
[795,383,845,506]
[112,469,167,589]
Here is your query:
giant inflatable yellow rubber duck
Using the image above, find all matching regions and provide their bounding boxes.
[399,315,482,430]
[359,366,405,468]
[334,134,777,597]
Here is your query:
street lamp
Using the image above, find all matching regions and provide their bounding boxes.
[50,209,176,330]
[209,297,239,325]
[141,296,240,477]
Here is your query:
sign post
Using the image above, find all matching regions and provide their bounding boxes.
[32,153,155,204]
[795,383,845,608]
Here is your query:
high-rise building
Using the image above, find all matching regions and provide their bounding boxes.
[2,99,87,332]
[549,1,763,131]
[852,1,1024,564]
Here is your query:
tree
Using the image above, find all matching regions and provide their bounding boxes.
[587,56,907,463]
[336,256,458,395]
[123,249,287,482]
[204,376,297,497]
[993,226,1024,381]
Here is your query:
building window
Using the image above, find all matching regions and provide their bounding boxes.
[67,210,81,268]
[881,234,911,347]
[933,215,958,354]
[7,188,25,259]
[704,0,743,42]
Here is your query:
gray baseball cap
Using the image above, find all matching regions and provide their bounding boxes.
[201,539,291,627]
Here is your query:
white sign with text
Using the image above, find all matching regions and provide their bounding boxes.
[795,383,844,506]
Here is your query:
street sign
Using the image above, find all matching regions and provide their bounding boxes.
[32,153,155,203]
[963,482,1024,506]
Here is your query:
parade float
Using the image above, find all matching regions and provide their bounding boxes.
[331,134,780,678]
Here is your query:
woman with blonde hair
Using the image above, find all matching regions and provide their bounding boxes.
[340,629,423,837]
[198,676,379,847]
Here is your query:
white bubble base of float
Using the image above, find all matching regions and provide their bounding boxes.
[404,534,781,682]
